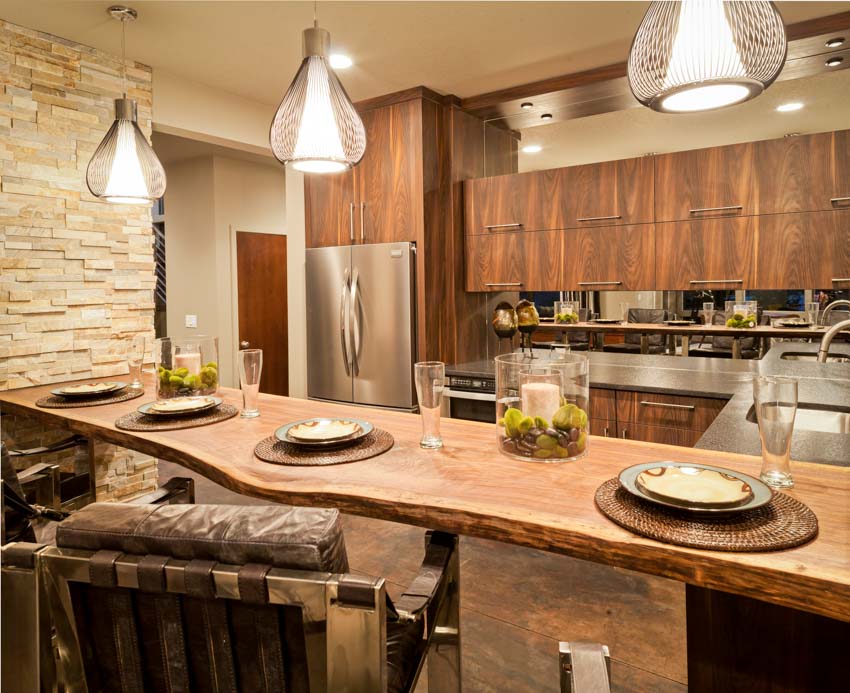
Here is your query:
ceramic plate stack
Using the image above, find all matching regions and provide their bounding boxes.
[51,381,127,398]
[137,396,223,418]
[274,417,374,450]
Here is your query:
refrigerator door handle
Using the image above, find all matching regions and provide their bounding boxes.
[350,267,361,376]
[339,268,351,376]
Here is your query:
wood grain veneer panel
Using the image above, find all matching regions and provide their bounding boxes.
[615,391,726,432]
[564,224,655,290]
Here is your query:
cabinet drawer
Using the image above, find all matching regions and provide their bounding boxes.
[589,388,617,421]
[590,417,617,438]
[619,422,702,447]
[616,391,726,431]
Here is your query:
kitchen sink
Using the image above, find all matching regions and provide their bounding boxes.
[747,404,850,435]
[780,352,850,363]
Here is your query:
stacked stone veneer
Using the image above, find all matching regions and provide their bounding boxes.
[1,20,158,500]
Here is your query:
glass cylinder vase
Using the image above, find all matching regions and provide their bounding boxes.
[495,352,590,463]
[154,336,219,399]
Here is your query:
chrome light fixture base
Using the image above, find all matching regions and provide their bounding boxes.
[270,22,366,173]
[107,5,137,22]
[628,0,786,114]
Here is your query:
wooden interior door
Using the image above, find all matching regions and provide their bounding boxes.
[236,231,288,396]
[356,101,420,244]
[304,171,355,247]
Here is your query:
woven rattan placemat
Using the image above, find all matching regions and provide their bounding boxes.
[37,388,144,409]
[594,478,818,552]
[115,404,239,431]
[254,428,394,466]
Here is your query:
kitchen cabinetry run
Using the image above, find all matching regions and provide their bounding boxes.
[590,387,726,447]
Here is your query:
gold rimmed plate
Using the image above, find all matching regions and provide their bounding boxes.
[52,381,127,398]
[275,418,373,449]
[618,461,773,515]
[138,396,222,418]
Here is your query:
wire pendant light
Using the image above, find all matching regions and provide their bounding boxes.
[270,9,366,173]
[628,0,787,113]
[86,6,166,204]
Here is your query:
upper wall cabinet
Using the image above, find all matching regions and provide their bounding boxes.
[305,170,356,248]
[564,157,654,227]
[832,130,850,210]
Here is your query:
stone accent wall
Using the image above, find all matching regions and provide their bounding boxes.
[0,20,158,500]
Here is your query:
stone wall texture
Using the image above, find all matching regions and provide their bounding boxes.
[1,20,158,500]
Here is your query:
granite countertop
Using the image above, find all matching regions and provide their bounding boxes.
[447,343,850,466]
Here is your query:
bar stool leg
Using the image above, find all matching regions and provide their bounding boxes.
[681,334,690,357]
[732,337,742,359]
[640,334,649,355]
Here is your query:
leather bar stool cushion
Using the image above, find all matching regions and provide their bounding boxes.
[56,502,349,573]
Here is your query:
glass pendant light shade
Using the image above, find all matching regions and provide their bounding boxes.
[86,98,166,204]
[628,0,787,113]
[270,25,366,172]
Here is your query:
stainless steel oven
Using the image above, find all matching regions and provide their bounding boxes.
[444,375,496,423]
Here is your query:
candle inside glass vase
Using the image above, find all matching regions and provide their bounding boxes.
[173,351,201,375]
[520,370,562,421]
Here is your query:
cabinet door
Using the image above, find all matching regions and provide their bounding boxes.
[755,210,850,289]
[563,224,655,290]
[655,217,754,290]
[655,142,756,222]
[620,422,702,447]
[753,132,833,214]
[832,129,850,210]
[521,230,565,291]
[566,156,654,227]
[590,418,617,438]
[304,171,355,247]
[356,101,421,244]
[464,173,530,235]
[465,231,526,292]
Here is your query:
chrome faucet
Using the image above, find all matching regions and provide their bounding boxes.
[817,319,850,363]
[819,300,850,326]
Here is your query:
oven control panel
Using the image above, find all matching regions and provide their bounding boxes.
[448,376,495,394]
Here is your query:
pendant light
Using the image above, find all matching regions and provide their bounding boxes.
[269,4,366,173]
[628,0,787,113]
[86,6,166,204]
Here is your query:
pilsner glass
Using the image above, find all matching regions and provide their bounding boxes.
[415,361,445,449]
[126,334,146,389]
[806,301,820,328]
[701,301,715,326]
[238,349,263,418]
[753,376,798,488]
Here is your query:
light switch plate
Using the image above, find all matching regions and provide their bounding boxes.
[185,314,197,328]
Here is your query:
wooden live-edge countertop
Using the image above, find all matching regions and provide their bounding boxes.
[2,375,848,623]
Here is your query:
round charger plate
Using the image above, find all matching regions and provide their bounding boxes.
[137,396,222,417]
[275,417,374,448]
[51,381,126,398]
[618,461,772,515]
[592,318,621,324]
[115,403,238,431]
[255,428,394,466]
[665,320,694,326]
[37,387,144,409]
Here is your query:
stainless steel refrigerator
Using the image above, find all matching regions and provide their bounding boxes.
[306,242,417,410]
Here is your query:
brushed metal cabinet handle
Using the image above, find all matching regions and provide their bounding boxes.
[832,277,850,282]
[484,282,524,287]
[830,197,850,203]
[360,202,365,242]
[484,223,523,230]
[620,429,628,439]
[603,426,609,437]
[577,215,622,222]
[639,400,695,411]
[578,281,623,286]
[689,205,743,214]
[689,279,743,284]
[349,202,355,242]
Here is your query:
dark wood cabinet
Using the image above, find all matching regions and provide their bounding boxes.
[589,388,617,422]
[615,390,726,432]
[654,142,756,222]
[755,210,850,289]
[521,230,565,291]
[304,170,355,247]
[463,172,531,234]
[655,217,755,290]
[831,129,850,210]
[620,423,702,447]
[566,156,654,227]
[465,231,526,291]
[564,224,655,290]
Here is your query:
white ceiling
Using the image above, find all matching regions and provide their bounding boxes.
[2,1,849,107]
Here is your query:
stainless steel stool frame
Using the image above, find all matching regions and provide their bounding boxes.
[2,532,461,693]
[559,641,611,693]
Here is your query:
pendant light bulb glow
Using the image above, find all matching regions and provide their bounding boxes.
[628,0,787,113]
[86,6,166,204]
[270,23,366,173]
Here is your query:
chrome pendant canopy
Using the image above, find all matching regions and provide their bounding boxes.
[270,23,366,173]
[628,0,787,113]
[86,6,166,204]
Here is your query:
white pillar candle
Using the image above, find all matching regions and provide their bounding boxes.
[521,382,561,421]
[173,351,201,375]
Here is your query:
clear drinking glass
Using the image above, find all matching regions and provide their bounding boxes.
[753,376,798,488]
[806,301,820,328]
[619,302,630,324]
[126,334,146,389]
[702,301,715,326]
[238,349,263,418]
[415,361,445,449]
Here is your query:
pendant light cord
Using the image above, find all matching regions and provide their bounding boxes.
[314,0,318,28]
[120,16,127,97]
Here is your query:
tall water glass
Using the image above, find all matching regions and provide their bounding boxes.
[702,301,715,326]
[753,376,798,488]
[806,301,820,328]
[126,334,146,389]
[238,349,263,418]
[415,361,445,449]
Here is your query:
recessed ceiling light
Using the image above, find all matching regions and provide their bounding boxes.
[329,54,353,69]
[522,145,543,154]
[776,102,803,112]
[520,102,533,110]
[826,37,845,48]
[540,113,553,120]
[826,56,844,67]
